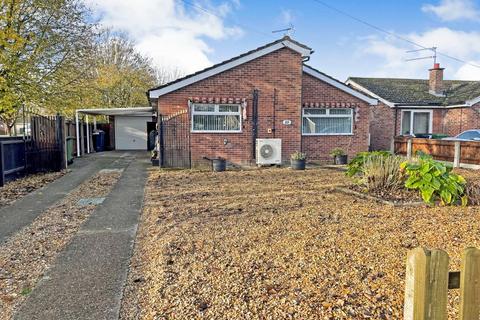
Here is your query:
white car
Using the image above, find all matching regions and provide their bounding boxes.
[442,129,480,141]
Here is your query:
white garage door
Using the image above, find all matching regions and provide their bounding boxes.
[115,116,150,150]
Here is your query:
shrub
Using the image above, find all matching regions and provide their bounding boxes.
[464,181,480,205]
[291,151,306,160]
[361,154,405,192]
[346,151,391,177]
[400,154,467,206]
[329,147,345,157]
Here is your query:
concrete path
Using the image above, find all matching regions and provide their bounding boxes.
[14,152,149,320]
[0,155,113,244]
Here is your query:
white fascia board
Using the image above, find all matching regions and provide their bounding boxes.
[149,40,312,98]
[466,96,480,106]
[302,67,377,105]
[345,79,394,107]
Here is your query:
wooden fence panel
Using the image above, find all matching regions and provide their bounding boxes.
[459,247,480,320]
[404,247,480,319]
[394,137,480,166]
[404,247,449,320]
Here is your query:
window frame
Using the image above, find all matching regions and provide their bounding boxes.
[301,108,354,136]
[400,109,433,136]
[191,103,242,133]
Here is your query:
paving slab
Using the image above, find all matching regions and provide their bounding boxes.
[14,155,149,320]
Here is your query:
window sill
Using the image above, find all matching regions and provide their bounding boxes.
[191,130,243,134]
[302,133,354,136]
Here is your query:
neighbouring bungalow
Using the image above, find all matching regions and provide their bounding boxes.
[148,36,377,168]
[347,63,480,151]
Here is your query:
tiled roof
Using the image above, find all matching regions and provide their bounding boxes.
[148,36,312,96]
[348,77,480,106]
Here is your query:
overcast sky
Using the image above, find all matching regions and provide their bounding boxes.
[86,0,480,82]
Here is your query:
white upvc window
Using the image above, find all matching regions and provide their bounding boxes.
[191,103,242,133]
[302,108,353,135]
[400,109,433,135]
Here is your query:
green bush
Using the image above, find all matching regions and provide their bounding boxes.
[400,153,467,206]
[361,154,405,192]
[346,151,391,177]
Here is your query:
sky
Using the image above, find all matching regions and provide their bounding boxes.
[85,0,480,82]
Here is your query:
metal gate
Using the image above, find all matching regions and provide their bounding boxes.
[26,115,63,173]
[159,110,191,168]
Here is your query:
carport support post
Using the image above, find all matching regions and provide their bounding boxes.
[75,111,81,157]
[86,115,90,154]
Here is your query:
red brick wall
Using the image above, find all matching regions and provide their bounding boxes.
[369,102,396,151]
[158,47,303,167]
[442,104,480,135]
[301,73,371,160]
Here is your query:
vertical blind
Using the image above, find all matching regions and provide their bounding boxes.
[302,108,353,134]
[191,104,241,132]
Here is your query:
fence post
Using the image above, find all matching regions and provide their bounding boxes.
[404,247,449,320]
[56,115,66,170]
[459,247,480,320]
[407,138,413,159]
[453,141,461,168]
[159,115,164,168]
[0,142,4,187]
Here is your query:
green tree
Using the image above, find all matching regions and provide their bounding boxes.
[0,0,96,134]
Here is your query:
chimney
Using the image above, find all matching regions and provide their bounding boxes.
[429,63,445,96]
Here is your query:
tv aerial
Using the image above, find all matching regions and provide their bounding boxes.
[272,23,295,37]
[405,47,437,64]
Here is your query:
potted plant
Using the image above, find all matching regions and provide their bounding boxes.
[151,150,159,166]
[330,148,348,165]
[291,151,306,170]
[212,157,227,172]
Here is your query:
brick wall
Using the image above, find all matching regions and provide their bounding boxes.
[158,47,303,167]
[301,73,371,160]
[442,104,480,135]
[369,102,396,151]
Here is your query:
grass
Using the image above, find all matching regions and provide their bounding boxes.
[120,167,480,319]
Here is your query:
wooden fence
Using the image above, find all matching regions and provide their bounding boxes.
[395,137,480,167]
[404,247,480,319]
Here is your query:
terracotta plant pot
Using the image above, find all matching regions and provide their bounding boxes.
[291,159,306,170]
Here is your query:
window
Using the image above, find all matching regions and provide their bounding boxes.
[401,110,432,135]
[191,103,241,132]
[302,108,353,135]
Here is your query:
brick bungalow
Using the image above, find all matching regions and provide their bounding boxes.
[148,37,377,167]
[347,63,480,151]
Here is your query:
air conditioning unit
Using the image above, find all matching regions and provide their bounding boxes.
[256,139,282,165]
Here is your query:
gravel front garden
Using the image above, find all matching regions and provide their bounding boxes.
[0,171,65,208]
[121,167,480,319]
[0,170,121,319]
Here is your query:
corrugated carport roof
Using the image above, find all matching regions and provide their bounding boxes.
[76,107,154,117]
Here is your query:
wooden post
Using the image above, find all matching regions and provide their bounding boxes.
[404,247,449,320]
[454,141,461,168]
[407,138,413,159]
[459,247,480,320]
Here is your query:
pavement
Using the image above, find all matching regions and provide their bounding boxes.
[10,151,150,320]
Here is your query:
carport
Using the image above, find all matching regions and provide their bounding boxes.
[75,107,155,156]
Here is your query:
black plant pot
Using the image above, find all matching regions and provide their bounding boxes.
[291,159,306,170]
[212,158,226,172]
[334,155,348,165]
[151,159,159,166]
